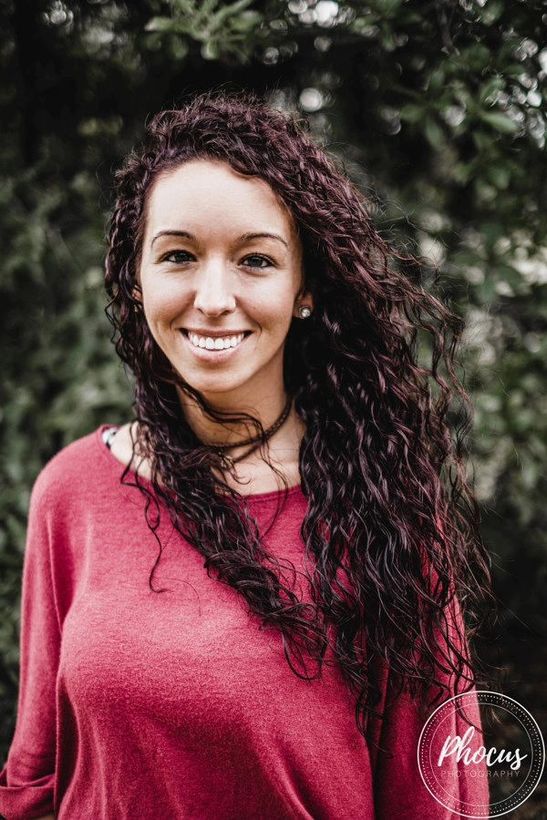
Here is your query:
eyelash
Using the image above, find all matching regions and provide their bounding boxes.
[161,251,274,269]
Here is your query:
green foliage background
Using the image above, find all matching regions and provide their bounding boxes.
[1,1,545,812]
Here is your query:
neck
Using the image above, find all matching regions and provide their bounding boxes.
[176,385,305,463]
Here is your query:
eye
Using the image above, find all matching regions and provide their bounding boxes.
[161,250,195,264]
[241,254,274,269]
[159,250,274,269]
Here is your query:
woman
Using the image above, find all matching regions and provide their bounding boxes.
[0,91,492,819]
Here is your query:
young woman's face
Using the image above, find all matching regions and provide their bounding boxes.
[137,158,311,401]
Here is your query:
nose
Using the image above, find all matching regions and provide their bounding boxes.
[193,256,237,316]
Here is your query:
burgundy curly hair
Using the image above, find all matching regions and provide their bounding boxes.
[104,89,493,738]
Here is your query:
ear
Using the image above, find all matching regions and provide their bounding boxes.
[293,288,314,318]
[132,284,142,304]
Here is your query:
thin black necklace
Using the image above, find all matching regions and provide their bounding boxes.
[208,394,293,466]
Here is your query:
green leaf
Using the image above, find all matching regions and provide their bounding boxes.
[429,69,445,92]
[424,117,444,149]
[210,0,256,30]
[504,63,526,77]
[451,163,472,184]
[374,0,403,14]
[229,10,262,32]
[170,39,189,60]
[400,104,423,124]
[480,0,504,26]
[145,16,175,33]
[201,39,220,60]
[472,131,492,151]
[479,111,519,134]
[485,164,510,189]
[477,275,498,304]
[479,76,504,104]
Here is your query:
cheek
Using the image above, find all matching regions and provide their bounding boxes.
[246,282,297,329]
[142,278,191,325]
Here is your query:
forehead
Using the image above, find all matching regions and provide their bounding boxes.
[143,158,297,238]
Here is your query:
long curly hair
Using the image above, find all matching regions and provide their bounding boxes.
[104,89,493,738]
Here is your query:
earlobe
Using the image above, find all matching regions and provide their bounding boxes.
[294,290,314,319]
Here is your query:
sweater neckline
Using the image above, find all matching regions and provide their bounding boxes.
[95,424,305,505]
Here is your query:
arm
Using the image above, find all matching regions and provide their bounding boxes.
[366,594,490,819]
[0,478,60,820]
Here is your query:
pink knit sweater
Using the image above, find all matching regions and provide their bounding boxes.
[0,425,489,819]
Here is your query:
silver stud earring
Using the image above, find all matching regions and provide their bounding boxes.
[299,305,312,319]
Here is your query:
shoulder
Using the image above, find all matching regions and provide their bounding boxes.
[29,426,112,516]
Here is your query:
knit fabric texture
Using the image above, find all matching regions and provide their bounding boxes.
[0,425,489,819]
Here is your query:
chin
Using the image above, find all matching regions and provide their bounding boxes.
[177,369,252,396]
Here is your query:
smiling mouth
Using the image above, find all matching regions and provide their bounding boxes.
[180,329,253,352]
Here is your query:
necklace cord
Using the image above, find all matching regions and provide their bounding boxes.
[206,395,293,465]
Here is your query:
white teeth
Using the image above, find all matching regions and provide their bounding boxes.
[187,332,245,351]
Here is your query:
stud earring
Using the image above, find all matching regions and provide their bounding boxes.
[299,305,312,319]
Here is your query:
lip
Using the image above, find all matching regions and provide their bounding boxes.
[183,328,253,338]
[179,328,253,361]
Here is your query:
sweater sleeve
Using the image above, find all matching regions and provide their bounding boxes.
[0,478,60,820]
[366,593,490,819]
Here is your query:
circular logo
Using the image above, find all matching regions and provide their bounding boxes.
[417,690,544,817]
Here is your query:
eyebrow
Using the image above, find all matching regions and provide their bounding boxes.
[151,230,288,249]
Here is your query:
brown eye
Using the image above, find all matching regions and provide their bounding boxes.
[162,250,194,264]
[242,255,273,269]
